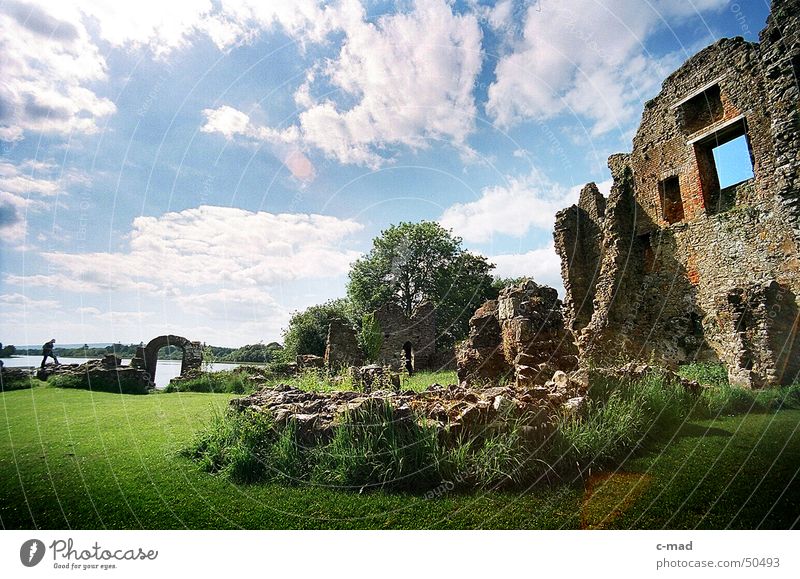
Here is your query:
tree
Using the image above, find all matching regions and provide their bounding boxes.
[282,298,355,358]
[359,312,383,363]
[347,221,495,348]
[491,276,528,294]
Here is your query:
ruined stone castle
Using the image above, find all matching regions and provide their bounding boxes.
[554,0,800,387]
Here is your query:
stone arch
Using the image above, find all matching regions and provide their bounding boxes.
[141,335,203,382]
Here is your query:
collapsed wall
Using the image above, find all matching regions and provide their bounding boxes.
[323,302,436,373]
[456,280,578,387]
[554,0,800,387]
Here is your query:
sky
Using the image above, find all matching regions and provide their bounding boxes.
[0,0,771,347]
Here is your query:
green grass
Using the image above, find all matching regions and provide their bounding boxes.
[163,370,253,394]
[400,370,457,391]
[2,381,799,529]
[0,386,581,529]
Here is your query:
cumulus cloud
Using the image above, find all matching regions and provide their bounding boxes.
[0,1,116,141]
[7,205,363,293]
[0,292,60,310]
[486,0,726,135]
[488,243,564,292]
[0,160,77,243]
[202,0,483,167]
[440,171,612,244]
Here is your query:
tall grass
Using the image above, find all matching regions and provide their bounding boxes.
[679,362,800,417]
[184,366,800,492]
[312,400,442,490]
[163,370,254,394]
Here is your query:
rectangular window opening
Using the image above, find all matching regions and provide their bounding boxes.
[677,84,724,134]
[693,118,754,215]
[658,176,684,224]
[712,134,755,189]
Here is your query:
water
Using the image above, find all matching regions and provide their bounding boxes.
[1,356,242,389]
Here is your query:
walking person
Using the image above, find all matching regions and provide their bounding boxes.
[40,339,59,368]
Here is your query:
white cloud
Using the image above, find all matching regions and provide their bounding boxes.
[7,205,363,293]
[0,1,116,141]
[202,0,483,167]
[440,172,610,244]
[0,160,78,243]
[486,0,726,135]
[488,243,564,292]
[0,292,60,310]
[200,105,251,139]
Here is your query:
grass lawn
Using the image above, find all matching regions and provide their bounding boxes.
[1,386,798,529]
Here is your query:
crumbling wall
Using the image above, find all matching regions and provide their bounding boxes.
[554,183,606,331]
[457,280,577,387]
[374,301,436,371]
[553,0,800,387]
[324,319,363,368]
[137,335,203,384]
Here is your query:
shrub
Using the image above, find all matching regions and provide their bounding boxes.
[48,371,149,395]
[181,409,276,483]
[163,370,253,394]
[678,362,730,388]
[358,312,382,363]
[0,371,42,392]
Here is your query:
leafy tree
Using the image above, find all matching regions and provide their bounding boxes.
[491,276,528,294]
[359,313,383,363]
[347,221,495,348]
[282,298,355,358]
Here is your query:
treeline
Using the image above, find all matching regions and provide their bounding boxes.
[280,221,529,360]
[4,342,287,363]
[9,343,235,360]
[217,342,284,363]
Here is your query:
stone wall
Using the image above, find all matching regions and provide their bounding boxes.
[324,319,363,369]
[374,301,436,372]
[457,280,578,387]
[134,335,203,384]
[553,0,800,387]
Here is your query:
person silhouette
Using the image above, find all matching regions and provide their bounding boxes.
[40,339,59,368]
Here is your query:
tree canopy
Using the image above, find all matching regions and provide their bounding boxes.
[347,221,495,348]
[282,298,355,358]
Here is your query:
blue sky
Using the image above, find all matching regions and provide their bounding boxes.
[0,0,770,347]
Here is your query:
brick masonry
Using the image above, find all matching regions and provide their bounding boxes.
[554,0,800,387]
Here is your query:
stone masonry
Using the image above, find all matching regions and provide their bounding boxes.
[374,301,436,372]
[554,0,800,387]
[323,302,436,373]
[457,280,578,387]
[324,319,363,369]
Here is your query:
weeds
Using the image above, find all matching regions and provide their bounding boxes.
[183,365,800,492]
[164,370,253,394]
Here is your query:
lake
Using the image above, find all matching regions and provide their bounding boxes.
[1,356,243,389]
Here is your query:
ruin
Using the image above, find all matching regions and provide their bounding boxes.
[323,319,363,368]
[323,302,437,373]
[373,301,436,372]
[130,335,203,384]
[456,280,577,387]
[554,0,800,387]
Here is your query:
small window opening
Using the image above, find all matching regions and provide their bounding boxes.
[658,176,684,224]
[677,84,723,133]
[402,341,414,375]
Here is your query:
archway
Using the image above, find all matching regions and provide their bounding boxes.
[402,341,414,375]
[141,335,202,383]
